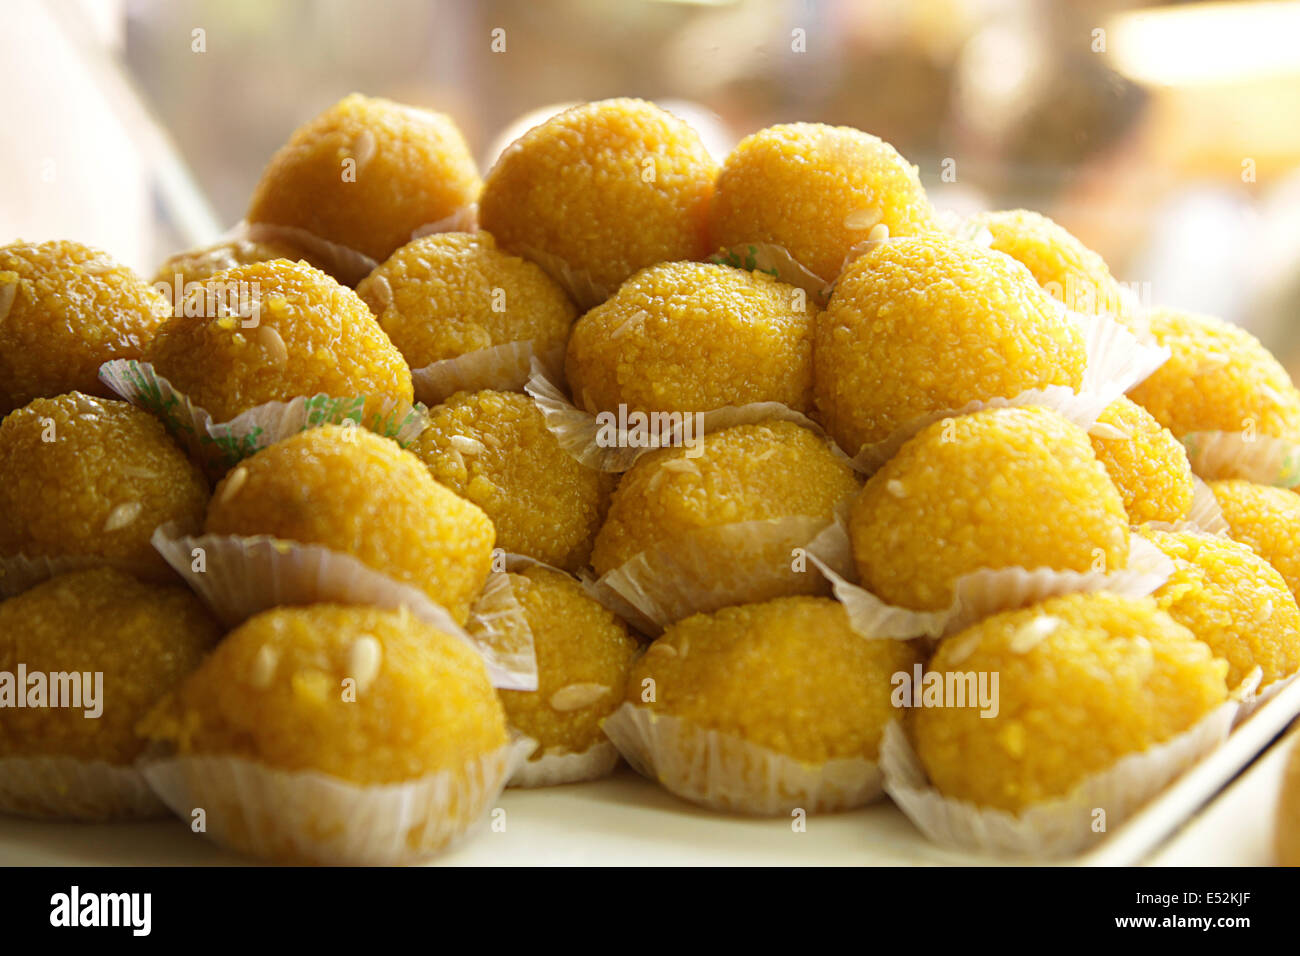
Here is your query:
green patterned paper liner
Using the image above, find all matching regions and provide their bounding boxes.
[99,359,427,471]
[1181,430,1300,489]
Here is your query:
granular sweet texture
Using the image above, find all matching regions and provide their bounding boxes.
[204,426,494,624]
[1210,479,1300,600]
[0,240,171,415]
[564,261,813,415]
[1089,397,1194,525]
[913,592,1228,813]
[850,407,1128,611]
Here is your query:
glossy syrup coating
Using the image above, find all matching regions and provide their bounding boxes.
[913,593,1228,813]
[709,122,936,282]
[480,98,718,309]
[355,231,575,371]
[629,596,921,763]
[1210,479,1300,601]
[1139,527,1300,689]
[813,234,1086,456]
[139,604,506,784]
[247,93,482,265]
[591,420,859,577]
[0,393,209,583]
[0,568,221,764]
[0,240,171,415]
[1089,397,1194,525]
[204,426,494,624]
[409,390,613,572]
[1129,307,1300,443]
[564,261,814,416]
[850,407,1129,611]
[144,258,413,424]
[498,566,640,758]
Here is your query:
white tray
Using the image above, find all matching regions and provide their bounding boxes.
[2,679,1297,867]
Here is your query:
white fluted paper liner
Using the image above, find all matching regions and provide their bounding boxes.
[1180,430,1300,488]
[708,242,833,306]
[151,525,536,691]
[508,740,621,788]
[848,308,1171,473]
[517,244,613,311]
[1234,668,1298,725]
[806,518,1174,641]
[526,363,851,474]
[408,203,479,240]
[0,553,119,598]
[99,359,427,474]
[139,736,535,865]
[585,514,849,635]
[879,698,1239,858]
[602,703,883,815]
[412,341,565,407]
[465,568,538,690]
[240,221,379,287]
[1143,478,1230,536]
[0,755,166,821]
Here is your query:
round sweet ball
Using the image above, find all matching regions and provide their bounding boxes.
[205,426,494,624]
[1210,480,1300,601]
[709,122,936,283]
[629,596,921,764]
[0,239,171,415]
[144,258,413,424]
[1139,528,1300,690]
[480,98,718,309]
[973,209,1133,322]
[355,231,575,372]
[0,568,221,766]
[850,407,1129,611]
[1129,307,1300,444]
[139,604,506,785]
[409,390,613,572]
[498,566,640,760]
[0,393,209,583]
[592,420,859,578]
[1088,397,1194,525]
[151,237,326,311]
[246,93,482,267]
[564,261,814,416]
[913,593,1228,813]
[813,234,1086,456]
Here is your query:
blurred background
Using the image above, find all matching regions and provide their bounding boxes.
[5,0,1300,371]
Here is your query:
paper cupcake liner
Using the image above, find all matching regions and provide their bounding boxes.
[412,341,565,407]
[408,203,480,240]
[602,703,883,815]
[0,755,166,821]
[806,517,1174,641]
[466,566,539,691]
[507,740,621,788]
[240,221,379,287]
[138,736,535,865]
[1180,430,1300,488]
[879,697,1239,858]
[1234,668,1298,725]
[0,553,118,599]
[151,525,537,691]
[849,309,1170,472]
[526,362,850,474]
[1143,477,1230,536]
[99,359,428,474]
[515,243,612,312]
[584,514,848,635]
[708,242,834,306]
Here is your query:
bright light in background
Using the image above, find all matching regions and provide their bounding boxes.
[1109,1,1300,87]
